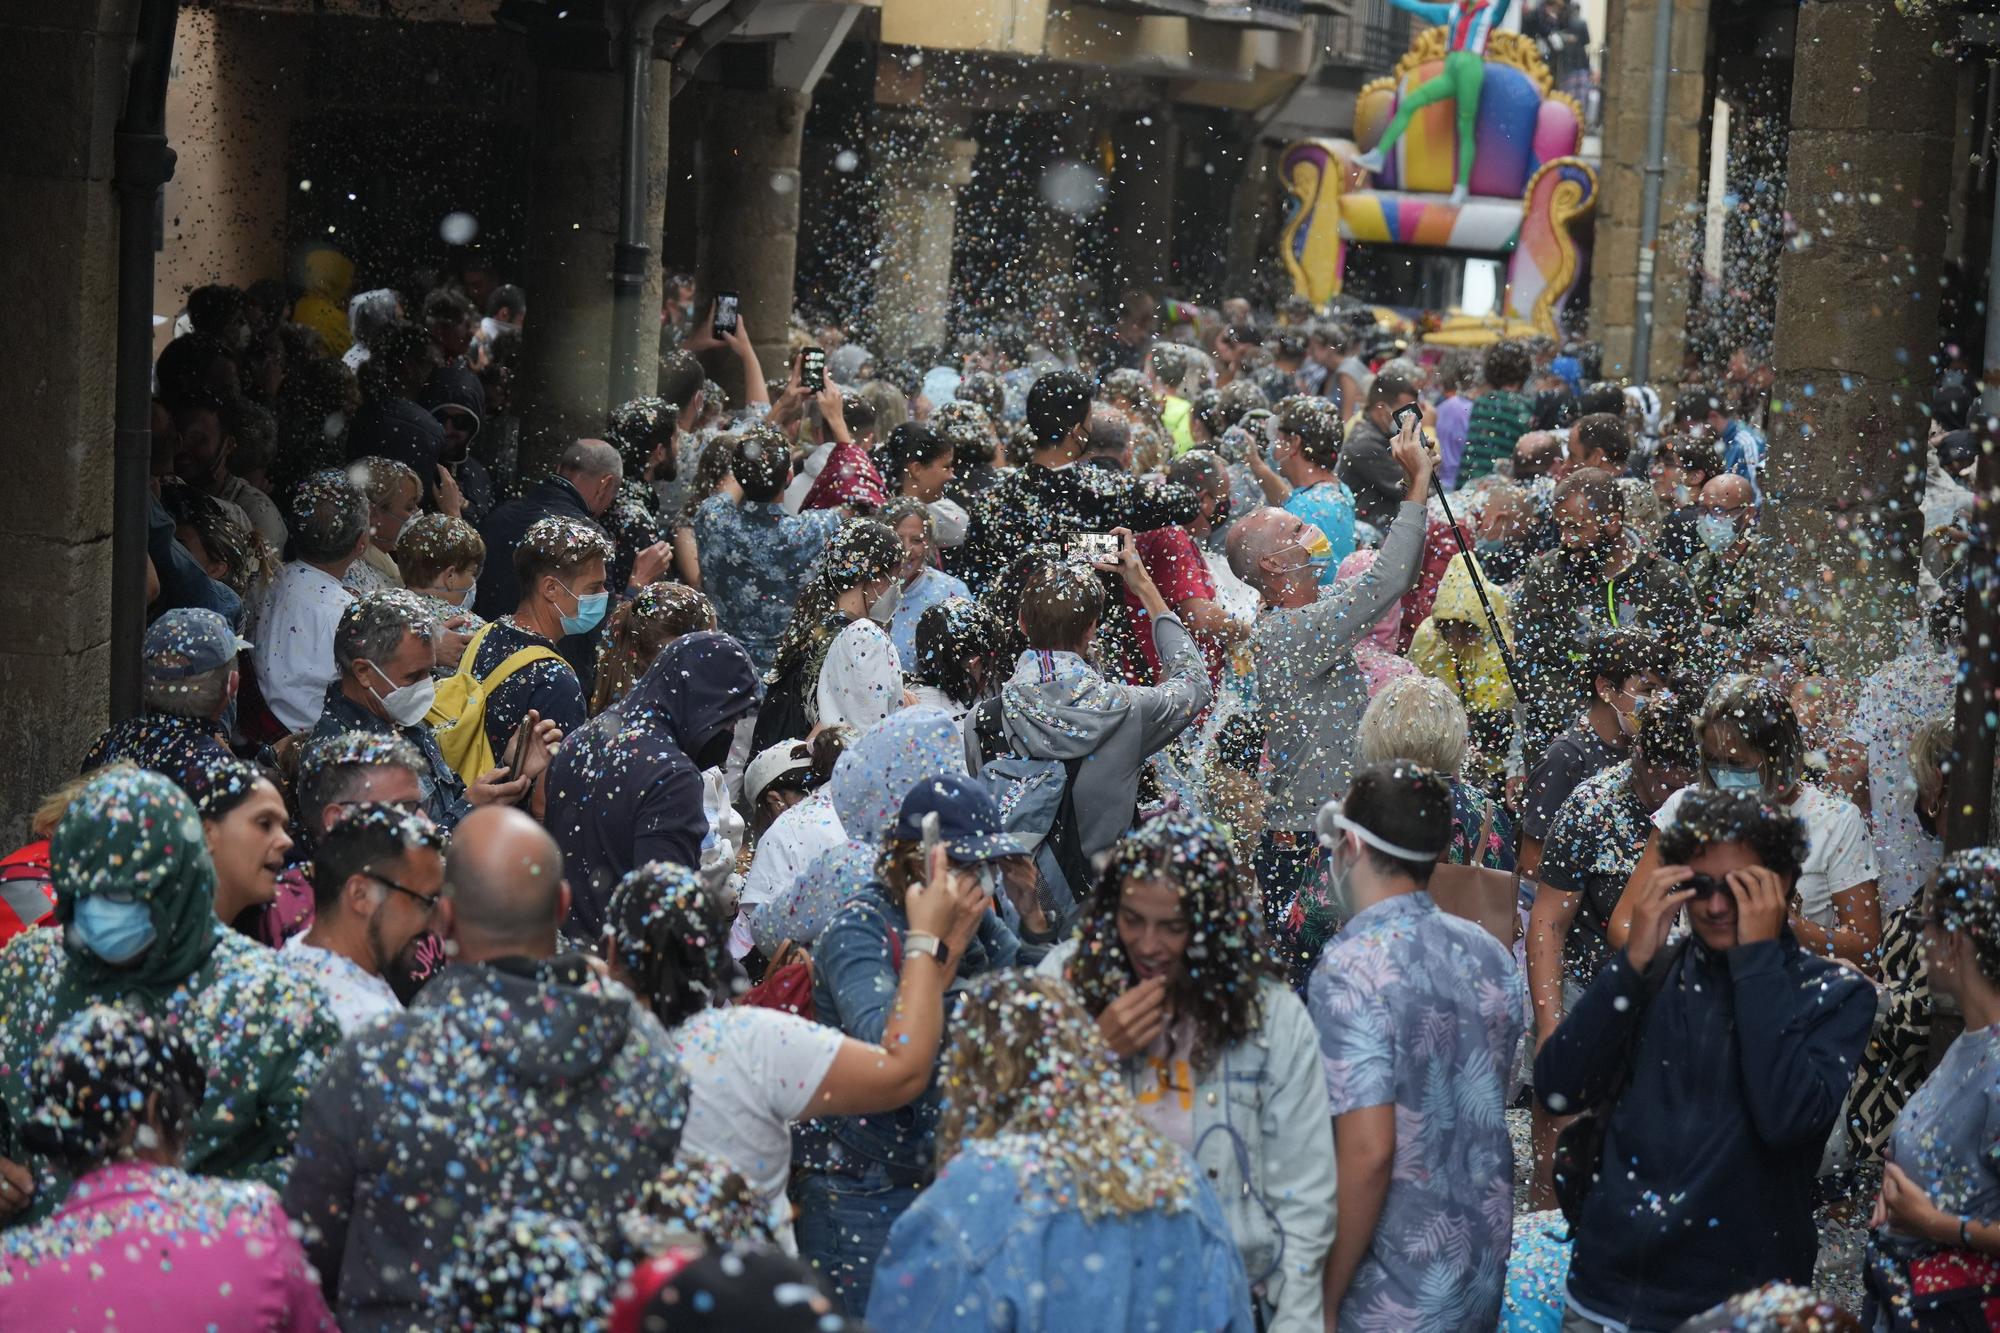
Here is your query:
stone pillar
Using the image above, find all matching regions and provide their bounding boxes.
[696,86,809,404]
[1588,0,1710,383]
[873,110,977,360]
[1106,110,1180,294]
[517,59,669,479]
[1762,0,1959,663]
[0,0,132,835]
[1226,139,1281,298]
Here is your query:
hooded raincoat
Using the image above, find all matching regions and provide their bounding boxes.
[1408,550,1517,771]
[0,769,339,1225]
[291,248,354,358]
[283,955,689,1333]
[751,706,968,955]
[545,630,761,939]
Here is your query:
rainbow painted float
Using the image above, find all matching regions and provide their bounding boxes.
[1279,27,1597,336]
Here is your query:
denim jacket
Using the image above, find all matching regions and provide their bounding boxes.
[866,1137,1255,1332]
[1041,940,1336,1333]
[797,885,1020,1181]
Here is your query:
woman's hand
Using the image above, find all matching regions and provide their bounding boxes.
[0,1157,33,1220]
[1096,975,1169,1058]
[903,845,988,958]
[1881,1161,1957,1244]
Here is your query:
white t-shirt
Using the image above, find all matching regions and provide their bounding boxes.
[1653,783,1880,928]
[283,936,402,1036]
[1851,649,1955,910]
[668,1006,844,1210]
[248,560,354,732]
[734,791,845,958]
[813,619,904,734]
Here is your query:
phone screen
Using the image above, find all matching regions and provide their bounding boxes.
[801,346,827,392]
[713,292,739,336]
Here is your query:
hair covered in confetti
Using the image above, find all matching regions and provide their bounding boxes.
[179,752,269,823]
[603,861,732,1029]
[296,730,425,836]
[606,395,676,473]
[433,1207,612,1333]
[1658,788,1808,884]
[1927,848,2000,985]
[1698,673,1807,792]
[765,518,901,685]
[935,971,1194,1221]
[22,1004,206,1172]
[591,582,718,713]
[1672,1281,1861,1332]
[1065,812,1280,1076]
[516,515,615,587]
[619,1148,781,1254]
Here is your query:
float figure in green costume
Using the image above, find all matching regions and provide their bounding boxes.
[1350,0,1515,205]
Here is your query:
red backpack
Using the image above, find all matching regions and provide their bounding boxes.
[738,930,903,1026]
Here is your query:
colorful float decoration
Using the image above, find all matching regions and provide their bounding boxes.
[1278,25,1597,337]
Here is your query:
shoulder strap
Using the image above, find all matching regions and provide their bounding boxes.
[460,621,561,693]
[971,696,1009,768]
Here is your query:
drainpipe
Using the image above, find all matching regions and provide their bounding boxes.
[609,0,682,415]
[111,0,180,722]
[1628,0,1675,383]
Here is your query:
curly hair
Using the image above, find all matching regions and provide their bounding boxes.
[1928,849,2000,986]
[1065,814,1279,1076]
[590,583,718,713]
[603,862,732,1029]
[1657,788,1808,884]
[935,972,1194,1221]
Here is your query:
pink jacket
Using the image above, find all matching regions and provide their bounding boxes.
[1335,549,1421,697]
[0,1162,335,1331]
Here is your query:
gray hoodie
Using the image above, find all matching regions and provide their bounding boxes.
[969,612,1211,858]
[1253,499,1428,832]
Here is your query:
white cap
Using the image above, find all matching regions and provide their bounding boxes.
[744,740,813,807]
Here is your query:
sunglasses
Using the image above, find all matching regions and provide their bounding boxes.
[1681,873,1736,903]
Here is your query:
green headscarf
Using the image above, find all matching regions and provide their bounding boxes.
[51,766,221,1001]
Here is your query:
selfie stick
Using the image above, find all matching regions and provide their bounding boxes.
[1426,472,1523,698]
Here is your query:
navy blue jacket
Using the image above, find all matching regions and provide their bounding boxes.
[472,475,605,691]
[1535,931,1874,1330]
[543,631,759,939]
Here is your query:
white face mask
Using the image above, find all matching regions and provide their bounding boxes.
[869,581,901,625]
[366,661,437,727]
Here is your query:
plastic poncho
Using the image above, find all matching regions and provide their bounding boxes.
[750,707,966,954]
[0,769,338,1225]
[290,248,354,358]
[1408,551,1517,772]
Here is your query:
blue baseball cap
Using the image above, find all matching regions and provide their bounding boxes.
[142,608,251,683]
[892,774,1030,864]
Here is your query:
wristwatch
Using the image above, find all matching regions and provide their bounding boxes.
[903,932,950,970]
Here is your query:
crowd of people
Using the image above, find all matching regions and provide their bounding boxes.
[0,258,1990,1333]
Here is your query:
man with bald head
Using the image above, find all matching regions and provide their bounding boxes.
[285,805,688,1333]
[1686,472,1762,637]
[1228,415,1433,963]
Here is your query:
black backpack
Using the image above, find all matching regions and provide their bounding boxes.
[969,697,1094,909]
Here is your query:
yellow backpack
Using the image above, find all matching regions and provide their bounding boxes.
[426,621,563,786]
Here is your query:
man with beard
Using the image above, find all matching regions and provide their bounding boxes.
[284,804,446,1035]
[1514,468,1697,769]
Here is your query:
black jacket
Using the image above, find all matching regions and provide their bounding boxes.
[956,460,1196,599]
[544,630,760,938]
[1336,415,1409,537]
[473,475,601,619]
[283,954,688,1333]
[347,398,444,506]
[1535,931,1874,1330]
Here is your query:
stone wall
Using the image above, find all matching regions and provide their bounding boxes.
[0,0,136,840]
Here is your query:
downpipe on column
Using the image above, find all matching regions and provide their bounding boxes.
[112,0,180,722]
[1629,0,1674,381]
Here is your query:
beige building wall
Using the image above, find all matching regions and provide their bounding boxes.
[153,6,301,356]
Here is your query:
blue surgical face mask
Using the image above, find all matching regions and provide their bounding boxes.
[456,585,477,612]
[1709,764,1764,796]
[70,895,158,965]
[559,582,609,637]
[1696,513,1739,555]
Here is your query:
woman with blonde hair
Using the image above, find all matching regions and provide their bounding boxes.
[589,583,718,714]
[866,971,1253,1331]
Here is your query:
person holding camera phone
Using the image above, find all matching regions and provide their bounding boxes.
[1534,788,1874,1333]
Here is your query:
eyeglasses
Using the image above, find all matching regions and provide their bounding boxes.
[335,799,423,816]
[369,872,444,914]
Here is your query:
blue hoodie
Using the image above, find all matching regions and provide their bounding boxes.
[545,631,759,938]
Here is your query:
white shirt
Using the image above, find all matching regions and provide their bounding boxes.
[283,935,401,1035]
[668,1006,843,1216]
[1653,783,1880,928]
[249,560,353,732]
[215,474,289,551]
[1852,648,1956,909]
[733,790,845,958]
[812,619,904,734]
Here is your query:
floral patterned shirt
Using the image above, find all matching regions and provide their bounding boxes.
[1308,891,1526,1333]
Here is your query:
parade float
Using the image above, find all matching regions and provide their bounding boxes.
[1278,16,1598,339]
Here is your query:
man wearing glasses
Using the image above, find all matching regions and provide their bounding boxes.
[283,803,446,1035]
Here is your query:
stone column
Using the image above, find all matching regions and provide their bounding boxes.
[1106,109,1180,294]
[0,0,133,835]
[517,58,670,479]
[1762,0,1959,663]
[696,85,809,404]
[873,109,977,360]
[1226,139,1281,298]
[1588,0,1710,382]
